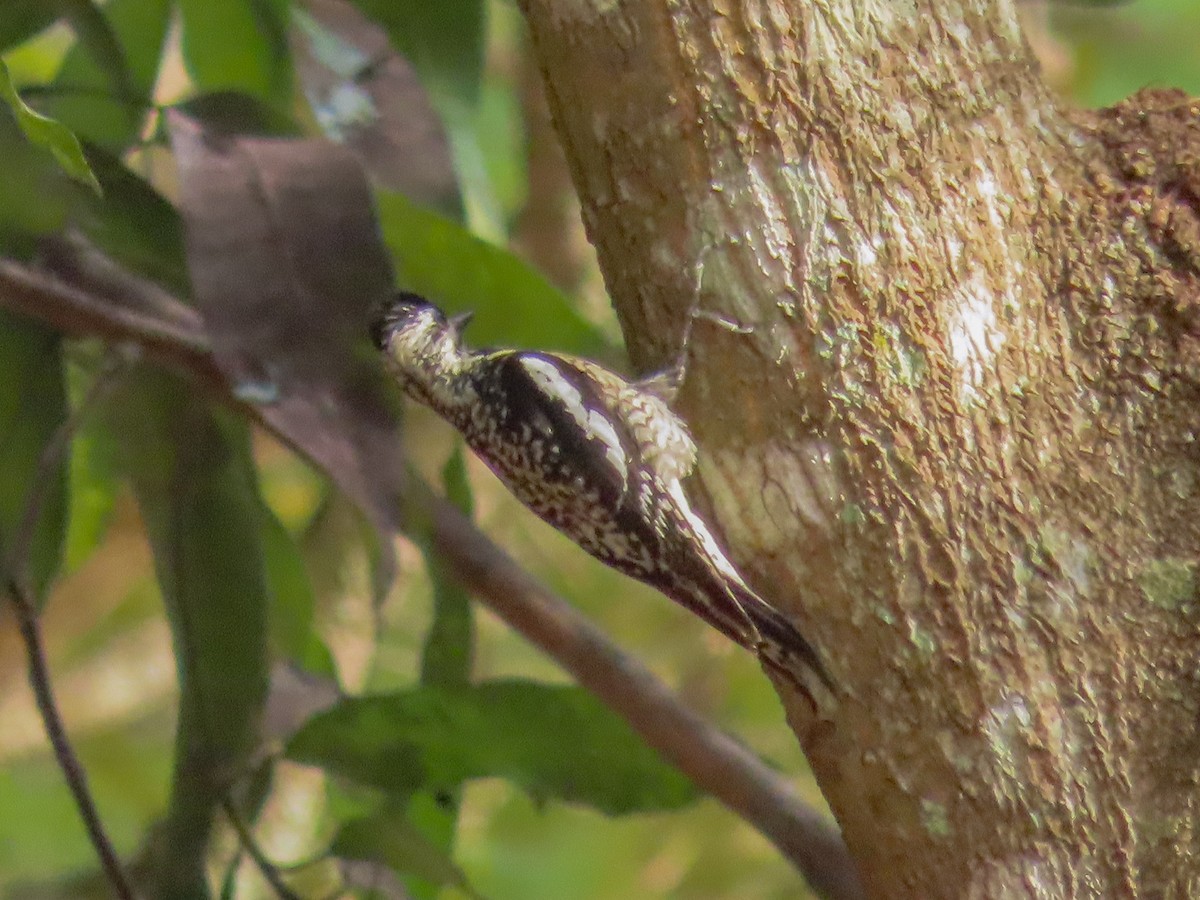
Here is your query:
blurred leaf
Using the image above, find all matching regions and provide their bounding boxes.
[377,190,610,358]
[288,681,699,815]
[292,0,460,217]
[419,446,474,688]
[441,443,474,519]
[218,854,240,900]
[402,790,460,900]
[350,0,508,233]
[260,502,337,676]
[0,310,66,599]
[0,726,172,884]
[62,366,120,572]
[1051,1,1200,106]
[169,113,405,563]
[57,0,133,97]
[72,145,189,295]
[0,57,99,192]
[0,111,77,245]
[0,1,58,54]
[399,447,476,899]
[179,0,293,107]
[351,0,484,112]
[174,90,301,137]
[475,76,527,223]
[42,0,171,150]
[63,428,116,571]
[0,148,70,248]
[108,370,270,896]
[333,807,482,899]
[311,732,428,799]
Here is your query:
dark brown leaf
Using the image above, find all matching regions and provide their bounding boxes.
[169,111,405,554]
[292,0,460,216]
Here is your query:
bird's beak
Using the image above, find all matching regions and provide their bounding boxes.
[448,310,474,336]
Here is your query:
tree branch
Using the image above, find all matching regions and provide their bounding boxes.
[1,355,138,900]
[0,244,861,899]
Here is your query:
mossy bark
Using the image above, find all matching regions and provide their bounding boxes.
[517,1,1200,896]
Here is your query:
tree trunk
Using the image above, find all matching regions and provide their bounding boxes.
[517,1,1200,896]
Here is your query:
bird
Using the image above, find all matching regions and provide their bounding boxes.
[371,292,831,696]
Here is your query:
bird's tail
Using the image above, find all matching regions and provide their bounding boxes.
[659,558,834,699]
[726,577,835,696]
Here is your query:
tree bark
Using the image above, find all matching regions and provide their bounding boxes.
[517,0,1200,896]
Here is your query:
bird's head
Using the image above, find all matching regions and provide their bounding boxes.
[371,292,475,406]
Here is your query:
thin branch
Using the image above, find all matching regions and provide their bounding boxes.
[0,244,864,900]
[4,582,137,900]
[0,254,213,368]
[220,797,304,900]
[0,353,139,899]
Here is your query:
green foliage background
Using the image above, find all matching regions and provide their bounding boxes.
[0,1,1196,898]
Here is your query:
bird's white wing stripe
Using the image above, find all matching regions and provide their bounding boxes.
[521,356,629,484]
[664,480,746,586]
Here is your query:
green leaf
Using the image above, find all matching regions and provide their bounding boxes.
[57,0,135,107]
[419,446,475,689]
[0,107,74,240]
[1051,2,1200,106]
[351,0,484,112]
[332,806,483,899]
[376,190,610,359]
[0,726,171,881]
[73,145,190,294]
[107,370,270,897]
[260,502,337,676]
[43,0,171,150]
[218,853,241,900]
[441,443,474,519]
[62,364,121,572]
[394,446,477,899]
[0,2,59,54]
[0,310,66,600]
[63,424,117,572]
[288,681,698,816]
[350,0,507,232]
[0,57,99,191]
[179,0,293,108]
[475,75,527,223]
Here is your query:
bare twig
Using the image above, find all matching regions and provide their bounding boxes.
[0,351,139,899]
[4,582,138,900]
[0,244,864,900]
[40,233,203,338]
[0,256,212,368]
[220,797,304,900]
[7,580,136,898]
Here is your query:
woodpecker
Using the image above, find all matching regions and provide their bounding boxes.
[371,293,832,696]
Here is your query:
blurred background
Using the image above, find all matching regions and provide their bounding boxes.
[0,1,1198,898]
